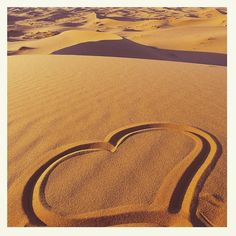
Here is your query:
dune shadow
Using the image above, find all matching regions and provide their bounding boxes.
[60,22,85,27]
[8,30,25,37]
[95,11,159,22]
[7,14,28,25]
[186,13,199,18]
[123,28,142,32]
[8,46,36,56]
[39,12,71,22]
[216,8,227,15]
[98,15,158,21]
[52,38,227,66]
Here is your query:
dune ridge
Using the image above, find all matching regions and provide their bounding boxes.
[52,37,226,66]
[24,122,221,226]
[8,30,121,55]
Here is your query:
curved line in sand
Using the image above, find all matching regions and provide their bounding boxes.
[26,123,221,226]
[196,210,216,227]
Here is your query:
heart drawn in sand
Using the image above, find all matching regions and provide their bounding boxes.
[23,122,222,227]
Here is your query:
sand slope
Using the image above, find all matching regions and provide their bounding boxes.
[8,30,121,55]
[8,55,226,226]
[8,7,227,227]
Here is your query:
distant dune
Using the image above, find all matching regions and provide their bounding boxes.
[8,7,227,227]
[8,30,121,55]
[8,7,227,54]
[52,37,226,66]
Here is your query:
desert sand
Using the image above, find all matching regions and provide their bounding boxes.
[8,7,227,227]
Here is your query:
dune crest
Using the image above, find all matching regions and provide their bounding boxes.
[8,30,121,55]
[52,37,226,66]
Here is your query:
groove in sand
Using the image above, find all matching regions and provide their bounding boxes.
[23,122,222,226]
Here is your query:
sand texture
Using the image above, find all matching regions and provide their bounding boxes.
[8,7,227,227]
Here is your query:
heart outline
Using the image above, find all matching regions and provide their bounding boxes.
[23,122,222,227]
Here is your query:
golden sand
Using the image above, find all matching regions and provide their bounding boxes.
[8,7,227,227]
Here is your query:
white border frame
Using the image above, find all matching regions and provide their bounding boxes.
[1,1,235,236]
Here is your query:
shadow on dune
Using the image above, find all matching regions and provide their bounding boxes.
[123,28,143,32]
[95,10,160,22]
[8,30,25,42]
[8,14,28,25]
[8,30,25,37]
[8,46,36,56]
[97,15,159,22]
[60,22,85,27]
[52,38,227,66]
[40,12,72,22]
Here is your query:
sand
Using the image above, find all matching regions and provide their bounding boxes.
[8,7,227,227]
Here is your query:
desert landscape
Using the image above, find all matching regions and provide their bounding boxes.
[8,7,227,227]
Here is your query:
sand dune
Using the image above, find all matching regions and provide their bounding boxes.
[8,30,121,55]
[8,7,227,227]
[8,55,226,227]
[52,37,226,66]
[129,26,226,53]
[8,29,226,65]
[8,7,227,54]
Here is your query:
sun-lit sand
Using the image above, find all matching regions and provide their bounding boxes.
[8,7,227,227]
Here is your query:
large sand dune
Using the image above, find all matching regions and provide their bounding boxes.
[8,7,227,227]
